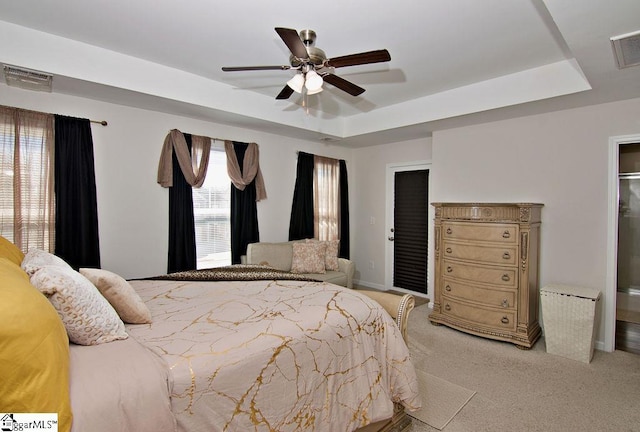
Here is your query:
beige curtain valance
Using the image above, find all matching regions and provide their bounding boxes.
[157,129,267,201]
[224,141,267,201]
[157,129,211,188]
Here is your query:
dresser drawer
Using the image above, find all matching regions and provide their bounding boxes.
[442,279,517,309]
[442,221,519,244]
[441,297,517,331]
[443,260,517,287]
[443,240,517,266]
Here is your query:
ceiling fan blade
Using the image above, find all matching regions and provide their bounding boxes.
[275,27,309,61]
[322,73,365,96]
[326,49,391,68]
[275,85,294,100]
[222,65,291,72]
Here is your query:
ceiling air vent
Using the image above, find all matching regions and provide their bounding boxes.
[611,30,640,69]
[3,65,52,92]
[319,136,341,143]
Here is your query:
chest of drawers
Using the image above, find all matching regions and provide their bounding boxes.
[429,203,543,348]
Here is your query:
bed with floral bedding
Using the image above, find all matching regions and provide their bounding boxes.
[0,239,420,432]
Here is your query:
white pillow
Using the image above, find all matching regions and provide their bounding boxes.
[80,268,152,324]
[30,265,128,345]
[21,248,72,276]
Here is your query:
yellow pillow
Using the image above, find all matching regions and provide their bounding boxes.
[0,258,72,432]
[0,235,24,266]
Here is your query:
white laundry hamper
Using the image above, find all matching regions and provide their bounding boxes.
[540,284,601,363]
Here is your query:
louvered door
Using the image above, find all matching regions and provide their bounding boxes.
[392,169,429,293]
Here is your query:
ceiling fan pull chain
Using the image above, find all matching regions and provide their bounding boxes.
[303,90,309,115]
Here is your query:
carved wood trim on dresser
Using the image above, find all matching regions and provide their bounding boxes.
[429,203,543,349]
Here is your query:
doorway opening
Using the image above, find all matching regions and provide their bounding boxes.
[616,143,640,354]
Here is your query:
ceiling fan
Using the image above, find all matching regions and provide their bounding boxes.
[222,27,391,100]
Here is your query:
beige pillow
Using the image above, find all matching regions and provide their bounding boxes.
[80,268,152,324]
[291,241,327,274]
[21,248,72,276]
[30,265,128,345]
[306,239,340,271]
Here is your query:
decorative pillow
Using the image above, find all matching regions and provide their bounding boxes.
[306,239,340,271]
[80,268,152,324]
[21,248,72,276]
[0,235,24,266]
[0,258,73,431]
[30,265,128,345]
[291,241,327,274]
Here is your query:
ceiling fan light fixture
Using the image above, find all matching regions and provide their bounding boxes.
[287,73,305,93]
[304,69,323,91]
[222,28,391,100]
[306,86,323,95]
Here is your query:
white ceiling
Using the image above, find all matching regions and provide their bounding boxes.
[0,0,639,147]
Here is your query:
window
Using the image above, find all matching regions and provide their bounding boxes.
[313,155,340,241]
[289,151,349,259]
[193,147,231,268]
[0,107,54,252]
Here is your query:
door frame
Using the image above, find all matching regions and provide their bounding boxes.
[385,160,431,293]
[606,133,640,352]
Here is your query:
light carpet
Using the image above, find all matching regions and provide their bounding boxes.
[409,369,476,430]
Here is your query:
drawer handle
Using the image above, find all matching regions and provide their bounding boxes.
[445,285,452,292]
[502,230,511,239]
[501,274,510,282]
[445,304,451,311]
[447,266,453,273]
[502,252,511,260]
[501,316,510,324]
[502,299,509,308]
[446,247,452,254]
[446,227,453,235]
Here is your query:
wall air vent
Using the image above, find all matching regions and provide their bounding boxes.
[3,65,52,92]
[611,30,640,69]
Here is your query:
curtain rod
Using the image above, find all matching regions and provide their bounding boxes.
[295,151,347,163]
[1,104,108,126]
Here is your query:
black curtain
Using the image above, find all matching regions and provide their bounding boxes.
[54,115,101,269]
[288,152,314,240]
[230,142,259,264]
[339,160,350,259]
[167,134,196,273]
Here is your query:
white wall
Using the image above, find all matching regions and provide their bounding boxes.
[351,138,432,287]
[5,81,640,351]
[0,84,352,279]
[431,97,640,351]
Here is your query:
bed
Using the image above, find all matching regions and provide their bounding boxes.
[0,240,420,432]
